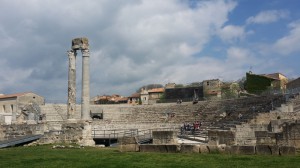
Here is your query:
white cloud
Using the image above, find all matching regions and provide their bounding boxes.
[218,25,247,42]
[226,47,257,66]
[0,0,253,100]
[273,20,300,55]
[246,10,289,24]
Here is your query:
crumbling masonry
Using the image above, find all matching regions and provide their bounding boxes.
[67,37,91,121]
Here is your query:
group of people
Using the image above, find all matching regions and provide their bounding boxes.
[181,121,202,134]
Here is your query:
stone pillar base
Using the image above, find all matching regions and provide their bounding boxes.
[80,122,95,147]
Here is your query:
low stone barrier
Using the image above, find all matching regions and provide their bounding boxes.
[119,144,139,152]
[180,144,200,153]
[139,144,179,153]
[152,131,177,144]
[256,145,272,155]
[269,145,280,155]
[199,145,209,153]
[279,146,296,155]
[230,146,256,155]
[122,144,296,156]
[118,137,139,152]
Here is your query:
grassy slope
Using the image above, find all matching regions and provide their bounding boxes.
[0,145,299,168]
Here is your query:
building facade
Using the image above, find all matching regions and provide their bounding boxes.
[203,79,222,99]
[0,92,44,124]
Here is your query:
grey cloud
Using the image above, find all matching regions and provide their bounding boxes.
[0,0,240,101]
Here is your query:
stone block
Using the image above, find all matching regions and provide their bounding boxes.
[152,131,177,144]
[224,146,232,154]
[255,131,268,138]
[139,145,179,153]
[119,144,139,152]
[230,145,239,154]
[256,145,272,155]
[231,146,255,155]
[269,145,280,155]
[166,144,180,153]
[217,144,226,154]
[118,137,137,145]
[199,145,209,153]
[279,146,296,155]
[207,145,219,153]
[180,144,200,153]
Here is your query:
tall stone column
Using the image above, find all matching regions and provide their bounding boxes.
[81,49,90,120]
[67,50,77,119]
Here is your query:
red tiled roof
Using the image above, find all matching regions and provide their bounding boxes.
[148,88,165,93]
[128,93,140,98]
[0,92,33,99]
[261,73,287,81]
[116,97,128,102]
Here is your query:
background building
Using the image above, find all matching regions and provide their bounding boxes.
[245,72,288,94]
[203,79,222,99]
[0,92,44,124]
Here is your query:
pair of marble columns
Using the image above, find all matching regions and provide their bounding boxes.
[67,38,90,120]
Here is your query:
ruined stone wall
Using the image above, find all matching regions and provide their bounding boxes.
[0,124,46,140]
[18,93,45,105]
[234,124,268,145]
[251,111,300,125]
[208,130,235,146]
[152,131,177,144]
[287,77,300,90]
[277,122,300,148]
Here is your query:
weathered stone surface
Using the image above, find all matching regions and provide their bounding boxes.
[2,124,44,139]
[256,145,272,155]
[81,49,90,121]
[207,145,219,153]
[118,137,137,145]
[119,144,139,152]
[80,123,95,146]
[152,131,177,144]
[199,145,209,153]
[72,37,89,50]
[231,146,256,155]
[139,144,179,153]
[67,50,76,119]
[180,144,200,153]
[224,146,232,154]
[269,145,280,155]
[279,146,296,155]
[217,144,227,154]
[208,130,235,146]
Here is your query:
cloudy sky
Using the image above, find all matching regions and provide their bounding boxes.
[1,0,300,102]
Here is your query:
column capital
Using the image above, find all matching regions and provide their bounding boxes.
[67,50,77,57]
[81,49,90,57]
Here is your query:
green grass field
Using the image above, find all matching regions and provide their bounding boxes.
[0,145,299,168]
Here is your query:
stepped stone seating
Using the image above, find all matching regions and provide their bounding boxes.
[38,94,297,142]
[213,95,286,130]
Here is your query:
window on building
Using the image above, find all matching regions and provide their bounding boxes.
[11,105,13,112]
[207,81,209,86]
[3,105,6,112]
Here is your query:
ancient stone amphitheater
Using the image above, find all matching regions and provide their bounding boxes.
[1,93,300,154]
